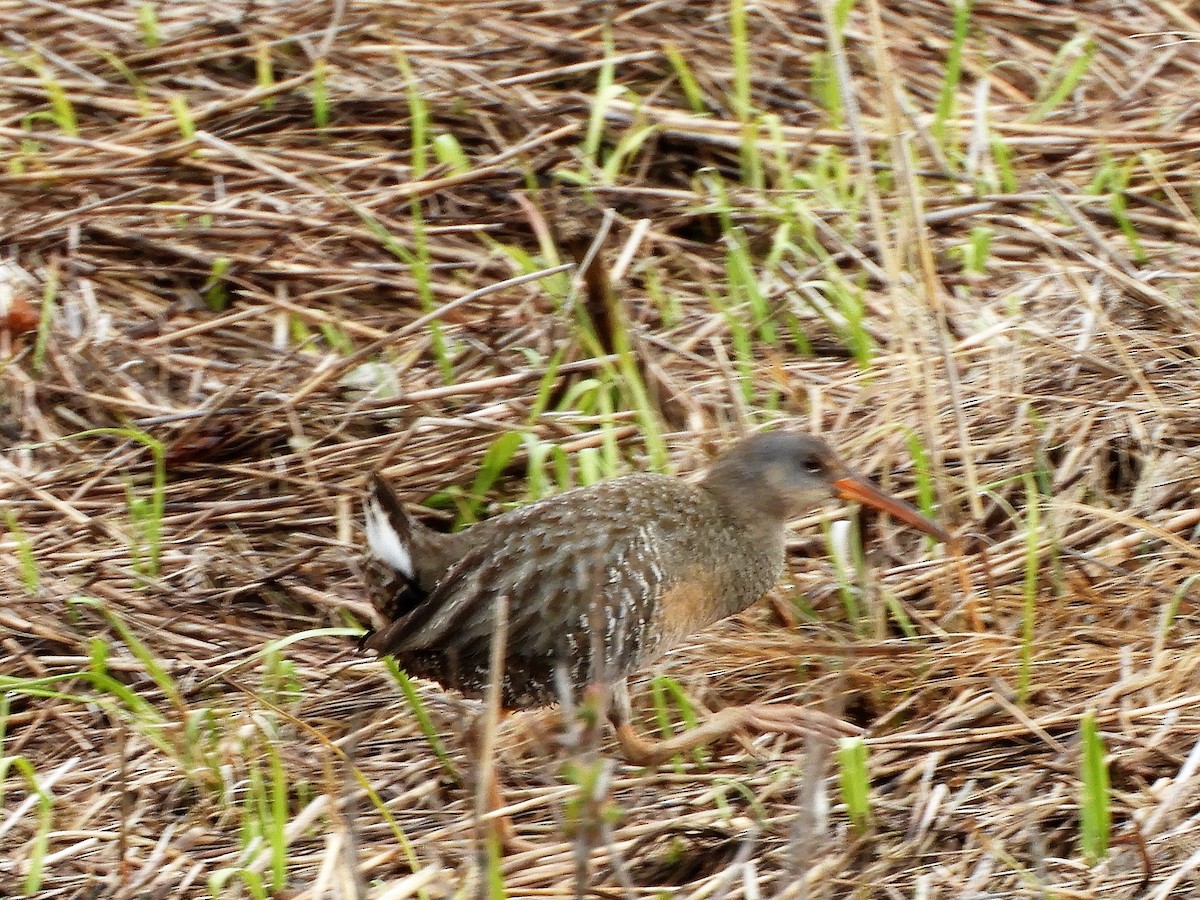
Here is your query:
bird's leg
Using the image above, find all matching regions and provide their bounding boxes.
[465,712,535,854]
[607,679,860,768]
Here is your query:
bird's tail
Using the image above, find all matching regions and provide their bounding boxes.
[360,474,439,630]
[364,474,419,584]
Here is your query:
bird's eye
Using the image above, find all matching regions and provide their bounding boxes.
[799,456,823,475]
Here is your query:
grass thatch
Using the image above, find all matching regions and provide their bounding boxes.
[2,0,1199,896]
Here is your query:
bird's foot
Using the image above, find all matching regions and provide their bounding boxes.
[734,702,861,743]
[613,702,858,768]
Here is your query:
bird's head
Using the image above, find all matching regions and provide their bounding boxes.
[701,431,949,541]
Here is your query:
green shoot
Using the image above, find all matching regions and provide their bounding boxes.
[763,113,792,191]
[527,348,567,422]
[598,292,668,471]
[953,226,993,275]
[1157,574,1198,652]
[138,3,161,48]
[988,133,1018,193]
[1079,710,1110,863]
[10,756,54,894]
[318,321,353,355]
[642,266,681,328]
[40,68,79,137]
[726,227,776,345]
[202,256,232,311]
[698,172,755,404]
[0,693,8,806]
[345,194,453,382]
[208,867,266,900]
[932,0,971,149]
[1091,158,1147,264]
[831,0,855,30]
[70,596,185,714]
[555,377,605,418]
[484,837,507,899]
[522,434,572,501]
[464,431,524,522]
[4,510,40,594]
[396,52,453,384]
[601,121,657,184]
[710,777,768,824]
[58,427,165,576]
[432,132,469,173]
[169,94,195,140]
[311,58,330,130]
[905,429,939,550]
[663,42,707,114]
[264,738,289,890]
[584,28,618,165]
[729,0,763,187]
[729,0,752,121]
[739,122,763,190]
[650,674,705,768]
[0,684,7,765]
[289,312,313,348]
[395,51,428,177]
[1029,34,1097,123]
[96,50,152,116]
[255,42,276,110]
[583,382,622,481]
[882,591,918,638]
[576,446,602,486]
[185,707,227,802]
[837,736,871,832]
[9,135,39,174]
[810,52,841,122]
[260,649,301,710]
[384,659,459,780]
[86,636,173,754]
[833,277,872,366]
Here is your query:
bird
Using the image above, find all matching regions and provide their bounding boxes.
[360,431,949,776]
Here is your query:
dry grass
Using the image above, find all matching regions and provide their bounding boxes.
[2,0,1199,897]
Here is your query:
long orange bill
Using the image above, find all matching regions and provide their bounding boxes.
[832,474,950,543]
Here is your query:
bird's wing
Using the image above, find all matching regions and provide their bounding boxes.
[363,477,674,678]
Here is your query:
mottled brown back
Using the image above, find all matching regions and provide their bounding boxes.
[363,473,787,708]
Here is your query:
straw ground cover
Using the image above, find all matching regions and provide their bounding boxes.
[2,0,1199,895]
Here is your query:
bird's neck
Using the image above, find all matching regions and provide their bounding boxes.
[698,471,790,535]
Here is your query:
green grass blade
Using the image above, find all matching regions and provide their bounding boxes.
[584,28,617,164]
[202,256,232,311]
[1079,710,1110,862]
[311,58,329,130]
[169,94,195,140]
[385,660,460,781]
[40,71,79,137]
[69,596,183,710]
[10,756,55,894]
[1029,34,1096,123]
[837,736,871,832]
[663,41,707,113]
[932,0,971,147]
[137,3,161,48]
[266,740,289,889]
[255,41,276,109]
[3,509,40,593]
